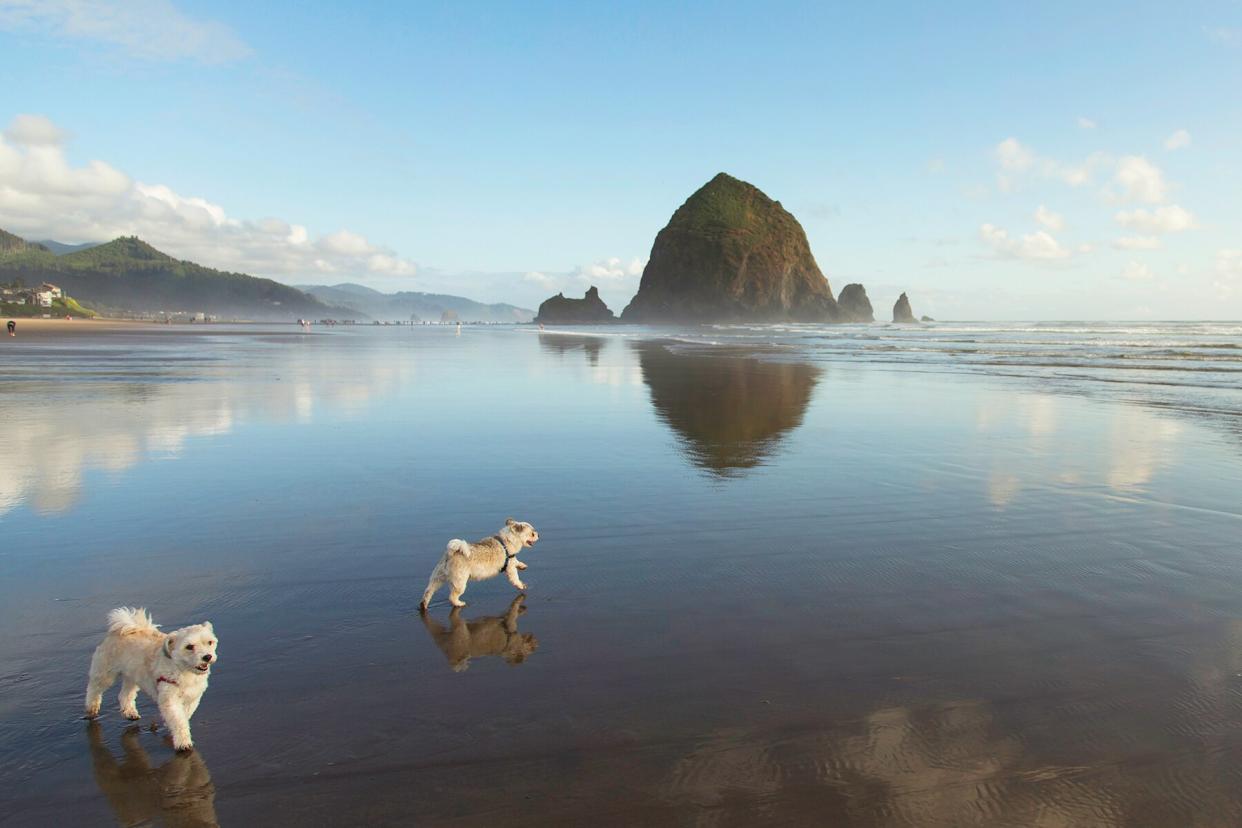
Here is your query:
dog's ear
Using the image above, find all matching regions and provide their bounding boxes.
[201,622,213,632]
[505,517,516,526]
[163,635,174,657]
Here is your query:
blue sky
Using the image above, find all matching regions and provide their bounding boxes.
[1,0,1240,318]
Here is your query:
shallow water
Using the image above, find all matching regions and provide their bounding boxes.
[2,322,1241,826]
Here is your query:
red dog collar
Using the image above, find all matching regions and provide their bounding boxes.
[157,676,178,687]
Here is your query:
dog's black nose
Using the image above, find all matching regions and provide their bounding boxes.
[201,654,213,662]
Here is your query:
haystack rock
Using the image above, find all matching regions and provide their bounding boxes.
[621,173,849,323]
[535,286,615,325]
[836,283,874,322]
[892,292,917,323]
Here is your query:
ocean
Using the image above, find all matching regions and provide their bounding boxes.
[1,320,1240,826]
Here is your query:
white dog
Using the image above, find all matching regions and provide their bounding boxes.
[84,608,218,752]
[420,518,539,610]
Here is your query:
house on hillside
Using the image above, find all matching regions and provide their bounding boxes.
[33,289,55,307]
[40,283,63,299]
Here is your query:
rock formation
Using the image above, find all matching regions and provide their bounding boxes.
[920,315,935,322]
[621,173,844,323]
[534,286,615,325]
[836,283,874,322]
[892,292,916,323]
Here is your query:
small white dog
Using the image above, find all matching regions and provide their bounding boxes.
[420,518,539,610]
[84,608,219,752]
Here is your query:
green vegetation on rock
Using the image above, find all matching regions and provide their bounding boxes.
[621,173,855,323]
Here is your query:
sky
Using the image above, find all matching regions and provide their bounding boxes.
[1,0,1240,319]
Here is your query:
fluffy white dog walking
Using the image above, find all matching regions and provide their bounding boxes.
[84,608,219,752]
[420,518,540,610]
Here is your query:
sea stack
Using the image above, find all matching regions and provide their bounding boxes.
[534,286,615,325]
[892,292,917,323]
[836,283,874,322]
[621,173,843,323]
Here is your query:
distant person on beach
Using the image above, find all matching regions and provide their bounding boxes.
[6,320,14,336]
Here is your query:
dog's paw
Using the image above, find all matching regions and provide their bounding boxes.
[82,711,100,720]
[171,738,194,752]
[122,710,141,721]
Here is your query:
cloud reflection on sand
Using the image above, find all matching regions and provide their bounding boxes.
[0,346,412,516]
[974,392,1184,508]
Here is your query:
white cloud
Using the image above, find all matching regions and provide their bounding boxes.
[992,138,1110,190]
[1215,249,1242,295]
[1114,204,1195,235]
[1121,261,1153,282]
[1112,236,1161,250]
[519,258,646,308]
[995,138,1034,172]
[0,0,251,63]
[1164,129,1191,151]
[990,139,1177,205]
[1033,205,1064,231]
[1203,26,1239,46]
[979,223,1071,262]
[1112,155,1168,203]
[1077,116,1097,130]
[571,256,645,283]
[1054,152,1111,187]
[3,113,66,146]
[522,271,557,290]
[0,114,416,280]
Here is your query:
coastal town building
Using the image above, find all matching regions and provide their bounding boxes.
[2,283,66,308]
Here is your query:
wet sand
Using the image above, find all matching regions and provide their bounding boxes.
[2,325,1242,826]
[0,318,276,339]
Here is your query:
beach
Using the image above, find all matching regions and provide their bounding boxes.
[2,322,1241,826]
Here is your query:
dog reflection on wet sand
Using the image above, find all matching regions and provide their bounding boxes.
[419,594,538,672]
[86,721,217,827]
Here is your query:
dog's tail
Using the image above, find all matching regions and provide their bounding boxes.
[106,607,160,636]
[446,539,471,559]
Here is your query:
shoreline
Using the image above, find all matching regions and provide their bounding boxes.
[1,317,166,336]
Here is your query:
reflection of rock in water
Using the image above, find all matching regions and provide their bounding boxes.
[538,333,605,366]
[634,343,821,477]
[86,721,218,827]
[418,594,538,672]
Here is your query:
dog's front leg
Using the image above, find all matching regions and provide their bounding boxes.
[185,693,203,721]
[158,692,194,752]
[505,561,527,591]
